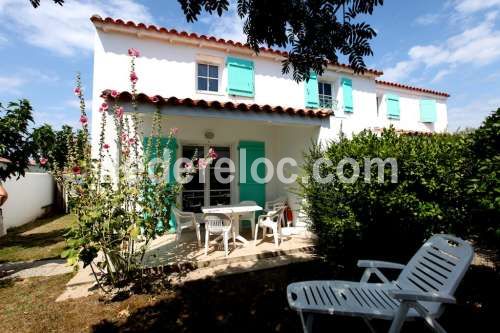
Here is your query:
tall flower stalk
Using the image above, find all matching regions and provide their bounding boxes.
[63,48,215,290]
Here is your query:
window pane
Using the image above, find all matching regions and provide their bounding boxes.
[324,83,332,96]
[318,82,324,95]
[209,146,230,206]
[198,77,208,91]
[319,96,333,108]
[208,78,218,92]
[209,65,218,78]
[198,63,207,77]
[182,145,205,212]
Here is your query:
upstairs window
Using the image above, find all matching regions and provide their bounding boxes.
[318,82,333,108]
[197,63,219,92]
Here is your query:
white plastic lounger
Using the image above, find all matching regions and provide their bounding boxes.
[287,234,474,333]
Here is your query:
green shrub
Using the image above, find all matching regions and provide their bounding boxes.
[467,109,500,246]
[301,128,473,261]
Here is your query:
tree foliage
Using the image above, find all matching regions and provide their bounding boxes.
[32,124,86,174]
[178,0,383,81]
[29,0,64,8]
[0,100,35,182]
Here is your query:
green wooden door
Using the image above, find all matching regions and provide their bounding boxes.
[238,141,266,210]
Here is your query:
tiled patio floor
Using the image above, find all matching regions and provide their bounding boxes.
[142,226,316,269]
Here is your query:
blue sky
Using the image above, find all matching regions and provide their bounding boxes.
[0,0,499,131]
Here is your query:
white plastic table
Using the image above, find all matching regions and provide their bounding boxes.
[202,203,262,245]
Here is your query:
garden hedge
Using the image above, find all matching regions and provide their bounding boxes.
[301,109,499,262]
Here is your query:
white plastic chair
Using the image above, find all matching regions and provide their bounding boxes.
[239,200,257,236]
[172,207,201,247]
[204,213,236,257]
[264,197,287,213]
[254,207,286,248]
[287,234,474,333]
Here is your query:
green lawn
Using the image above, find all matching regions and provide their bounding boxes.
[0,214,76,263]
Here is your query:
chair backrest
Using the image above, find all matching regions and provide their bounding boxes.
[396,234,474,315]
[204,213,232,233]
[265,197,287,211]
[171,207,183,230]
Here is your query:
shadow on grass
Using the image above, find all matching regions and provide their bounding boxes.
[91,260,498,333]
[0,214,74,263]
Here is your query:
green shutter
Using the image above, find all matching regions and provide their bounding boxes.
[142,136,178,233]
[238,141,265,210]
[420,99,437,123]
[341,78,353,112]
[386,94,400,119]
[304,72,319,108]
[227,56,254,97]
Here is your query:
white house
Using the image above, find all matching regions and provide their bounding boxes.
[90,15,449,227]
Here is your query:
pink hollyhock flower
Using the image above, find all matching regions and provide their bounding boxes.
[72,165,81,174]
[150,96,159,103]
[128,137,137,145]
[170,127,179,136]
[103,143,110,150]
[121,132,128,142]
[128,48,140,57]
[130,72,138,83]
[39,157,48,166]
[74,87,81,96]
[80,115,88,125]
[197,158,208,169]
[115,106,124,118]
[208,147,218,159]
[100,102,109,112]
[110,90,119,98]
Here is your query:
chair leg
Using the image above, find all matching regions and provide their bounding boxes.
[422,316,447,333]
[362,317,377,333]
[176,229,181,244]
[254,224,259,242]
[195,225,201,247]
[204,229,209,256]
[389,302,410,333]
[250,220,255,239]
[298,311,314,333]
[224,232,229,257]
[232,230,236,248]
[273,227,279,248]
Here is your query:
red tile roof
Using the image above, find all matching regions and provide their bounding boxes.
[101,90,332,118]
[90,15,384,77]
[376,80,450,98]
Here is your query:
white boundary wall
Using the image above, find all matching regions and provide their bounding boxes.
[1,172,55,234]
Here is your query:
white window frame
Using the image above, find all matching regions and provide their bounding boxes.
[318,81,334,109]
[196,62,220,94]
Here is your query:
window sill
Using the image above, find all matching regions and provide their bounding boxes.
[196,90,225,97]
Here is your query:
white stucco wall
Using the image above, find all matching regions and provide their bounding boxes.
[376,86,448,133]
[1,173,55,233]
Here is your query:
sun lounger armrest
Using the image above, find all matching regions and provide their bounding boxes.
[389,290,456,304]
[357,260,405,270]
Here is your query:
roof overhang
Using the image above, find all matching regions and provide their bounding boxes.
[101,90,332,119]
